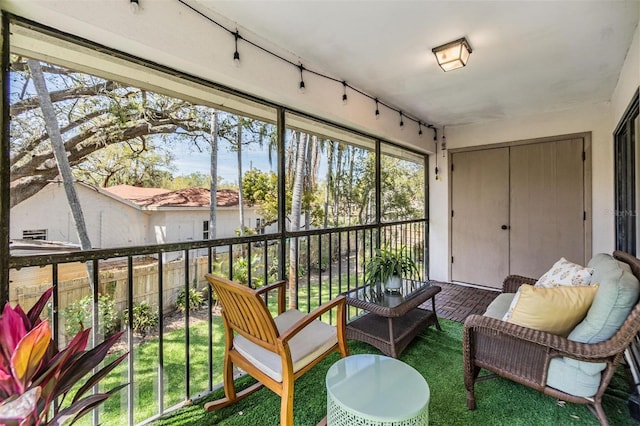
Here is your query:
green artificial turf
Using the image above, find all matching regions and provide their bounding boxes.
[153,319,637,425]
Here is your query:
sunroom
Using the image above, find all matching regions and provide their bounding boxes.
[0,1,639,425]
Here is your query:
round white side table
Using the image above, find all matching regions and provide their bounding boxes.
[326,354,430,425]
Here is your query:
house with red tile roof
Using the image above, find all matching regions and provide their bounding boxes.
[10,182,267,252]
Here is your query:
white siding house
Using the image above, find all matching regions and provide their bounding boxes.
[10,183,268,251]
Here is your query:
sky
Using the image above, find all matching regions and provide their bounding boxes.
[170,137,277,185]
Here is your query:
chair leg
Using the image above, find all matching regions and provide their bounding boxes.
[466,389,476,410]
[464,365,480,410]
[280,378,295,426]
[204,356,264,411]
[588,401,610,426]
[204,382,264,411]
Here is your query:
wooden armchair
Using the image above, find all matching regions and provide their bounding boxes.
[463,251,640,425]
[204,274,349,426]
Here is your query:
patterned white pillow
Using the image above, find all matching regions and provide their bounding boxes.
[534,257,593,288]
[502,285,524,321]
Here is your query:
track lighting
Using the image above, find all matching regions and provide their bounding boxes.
[178,0,434,131]
[441,126,447,155]
[342,81,348,105]
[233,30,241,67]
[298,65,306,93]
[130,0,139,13]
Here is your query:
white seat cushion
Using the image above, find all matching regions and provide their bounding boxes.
[233,309,338,382]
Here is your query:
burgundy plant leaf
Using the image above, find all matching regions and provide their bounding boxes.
[26,288,53,329]
[0,387,40,425]
[46,393,109,426]
[52,331,123,399]
[64,384,127,425]
[31,329,90,398]
[11,305,30,333]
[0,304,27,353]
[0,367,18,399]
[72,352,127,403]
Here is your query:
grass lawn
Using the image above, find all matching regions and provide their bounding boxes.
[79,274,359,425]
[152,319,635,426]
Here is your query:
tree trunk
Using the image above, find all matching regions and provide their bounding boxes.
[236,117,245,236]
[288,132,307,308]
[27,59,94,288]
[209,109,219,257]
[324,140,334,228]
[348,146,355,226]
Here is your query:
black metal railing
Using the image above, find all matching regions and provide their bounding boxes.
[8,219,426,425]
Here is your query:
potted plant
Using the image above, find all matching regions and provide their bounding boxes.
[0,288,127,425]
[364,246,419,292]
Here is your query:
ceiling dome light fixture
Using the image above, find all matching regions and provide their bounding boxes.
[432,37,472,72]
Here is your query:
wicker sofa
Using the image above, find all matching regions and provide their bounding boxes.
[463,251,640,425]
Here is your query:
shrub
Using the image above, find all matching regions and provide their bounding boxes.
[63,294,119,339]
[176,288,205,312]
[123,301,158,339]
[0,288,127,425]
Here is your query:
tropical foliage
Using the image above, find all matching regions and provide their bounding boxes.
[363,246,419,285]
[63,294,120,339]
[175,288,206,313]
[123,301,159,340]
[0,288,127,425]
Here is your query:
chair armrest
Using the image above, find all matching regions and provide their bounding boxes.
[502,275,537,293]
[464,314,623,361]
[279,295,347,344]
[256,280,286,314]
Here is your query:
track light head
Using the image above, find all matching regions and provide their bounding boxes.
[342,81,348,105]
[298,65,306,93]
[233,30,241,67]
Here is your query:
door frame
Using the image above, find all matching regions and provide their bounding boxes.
[448,132,592,283]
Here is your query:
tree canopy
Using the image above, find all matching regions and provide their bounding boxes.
[10,55,425,230]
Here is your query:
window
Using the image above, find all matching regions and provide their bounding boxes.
[22,229,47,240]
[203,220,209,240]
[615,90,640,255]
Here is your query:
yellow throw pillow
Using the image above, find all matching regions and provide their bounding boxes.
[507,284,599,336]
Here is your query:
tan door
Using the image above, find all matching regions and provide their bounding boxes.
[509,138,585,277]
[451,148,510,288]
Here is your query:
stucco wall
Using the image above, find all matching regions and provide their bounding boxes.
[10,183,265,250]
[429,20,640,282]
[10,183,147,248]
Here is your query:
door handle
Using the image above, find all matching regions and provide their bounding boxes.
[501,225,510,230]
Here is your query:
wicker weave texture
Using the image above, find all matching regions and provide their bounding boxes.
[463,251,640,426]
[344,282,441,358]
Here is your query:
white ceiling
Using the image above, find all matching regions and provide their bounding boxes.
[195,1,639,127]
